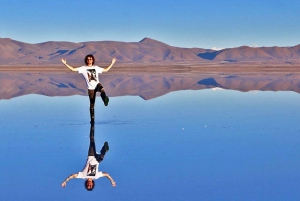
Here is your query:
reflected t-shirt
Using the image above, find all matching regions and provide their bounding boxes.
[77,66,104,90]
[76,156,104,179]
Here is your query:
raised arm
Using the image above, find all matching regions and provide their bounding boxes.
[102,172,116,187]
[102,58,117,73]
[61,58,78,72]
[61,173,78,187]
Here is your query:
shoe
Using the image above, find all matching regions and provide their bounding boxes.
[104,96,109,106]
[103,141,109,152]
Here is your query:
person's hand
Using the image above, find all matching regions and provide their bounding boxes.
[61,58,67,64]
[111,181,116,187]
[61,181,67,187]
[111,58,117,63]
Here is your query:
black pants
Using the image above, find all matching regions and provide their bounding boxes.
[88,83,106,109]
[88,124,107,162]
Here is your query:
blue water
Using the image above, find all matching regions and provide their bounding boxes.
[0,89,300,201]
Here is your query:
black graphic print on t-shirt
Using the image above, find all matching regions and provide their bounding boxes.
[87,69,97,82]
[87,164,97,176]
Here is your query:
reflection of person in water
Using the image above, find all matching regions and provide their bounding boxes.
[61,55,117,123]
[61,124,116,190]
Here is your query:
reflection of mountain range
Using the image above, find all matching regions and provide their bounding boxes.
[1,72,300,100]
[1,37,300,65]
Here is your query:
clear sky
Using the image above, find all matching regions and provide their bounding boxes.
[1,0,300,49]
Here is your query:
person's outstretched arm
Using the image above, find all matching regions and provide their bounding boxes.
[61,173,78,187]
[61,58,78,72]
[102,58,117,72]
[102,172,116,187]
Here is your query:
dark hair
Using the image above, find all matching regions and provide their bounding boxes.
[84,180,95,191]
[85,54,95,65]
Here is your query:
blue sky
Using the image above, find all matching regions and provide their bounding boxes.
[1,0,300,49]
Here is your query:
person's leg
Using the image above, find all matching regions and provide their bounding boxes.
[95,83,109,106]
[88,124,97,156]
[88,125,108,163]
[97,141,109,162]
[88,89,96,123]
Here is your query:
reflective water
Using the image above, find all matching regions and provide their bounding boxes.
[2,72,300,100]
[1,74,300,200]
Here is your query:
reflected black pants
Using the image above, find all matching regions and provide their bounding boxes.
[88,124,107,162]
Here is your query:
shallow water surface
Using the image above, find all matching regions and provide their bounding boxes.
[0,87,300,201]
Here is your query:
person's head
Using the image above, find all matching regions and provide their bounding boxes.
[84,178,95,191]
[85,54,95,66]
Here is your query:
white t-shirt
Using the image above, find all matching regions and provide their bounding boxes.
[76,156,104,179]
[77,66,104,90]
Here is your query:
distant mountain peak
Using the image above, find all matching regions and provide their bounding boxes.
[139,37,169,46]
[139,37,156,42]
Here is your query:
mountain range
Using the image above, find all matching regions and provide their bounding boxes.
[1,37,300,66]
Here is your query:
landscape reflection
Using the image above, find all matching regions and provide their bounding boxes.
[0,73,300,201]
[1,72,300,100]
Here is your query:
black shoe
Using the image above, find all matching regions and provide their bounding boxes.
[103,141,109,152]
[104,96,109,106]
